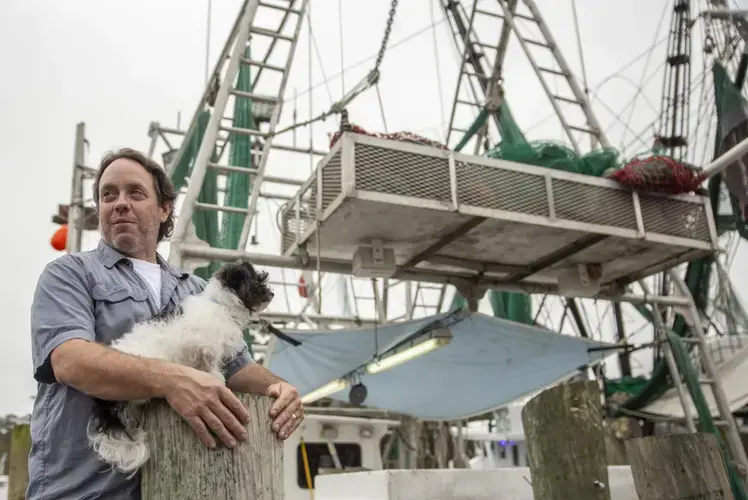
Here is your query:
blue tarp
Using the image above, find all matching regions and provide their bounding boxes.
[267,311,614,420]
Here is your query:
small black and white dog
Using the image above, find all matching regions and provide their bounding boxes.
[86,260,274,476]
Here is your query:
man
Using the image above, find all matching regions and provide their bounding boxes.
[28,148,303,499]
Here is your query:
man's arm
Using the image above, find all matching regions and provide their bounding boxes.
[31,257,250,449]
[51,339,179,401]
[225,355,285,396]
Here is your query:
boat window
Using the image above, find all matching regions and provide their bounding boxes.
[296,442,363,489]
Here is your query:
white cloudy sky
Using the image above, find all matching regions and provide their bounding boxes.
[3,0,748,416]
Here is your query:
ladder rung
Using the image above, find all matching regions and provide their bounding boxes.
[220,125,268,138]
[699,378,715,385]
[475,9,535,23]
[522,38,550,49]
[272,143,328,156]
[241,58,285,73]
[464,71,488,80]
[552,94,579,105]
[195,202,251,215]
[475,9,501,18]
[568,125,597,135]
[251,27,294,42]
[514,12,536,23]
[259,1,301,14]
[208,162,260,174]
[207,163,304,187]
[457,99,481,107]
[538,66,566,77]
[230,89,279,104]
[476,42,498,50]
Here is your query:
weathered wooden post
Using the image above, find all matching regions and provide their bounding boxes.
[7,423,31,500]
[141,394,283,500]
[625,433,733,499]
[521,380,610,500]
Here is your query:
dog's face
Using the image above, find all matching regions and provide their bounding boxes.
[214,260,274,313]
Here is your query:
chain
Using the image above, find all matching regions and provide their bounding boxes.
[270,0,399,139]
[373,0,399,73]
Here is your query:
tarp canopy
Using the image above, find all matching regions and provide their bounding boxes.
[266,310,614,420]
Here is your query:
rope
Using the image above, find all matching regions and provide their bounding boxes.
[375,83,388,133]
[620,0,670,151]
[429,0,446,138]
[338,0,345,95]
[300,438,315,498]
[570,0,588,97]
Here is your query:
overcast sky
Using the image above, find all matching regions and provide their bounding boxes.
[2,0,748,416]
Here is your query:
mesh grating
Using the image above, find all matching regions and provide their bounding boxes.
[456,162,549,216]
[638,194,710,241]
[281,210,294,254]
[280,183,316,254]
[321,151,342,211]
[354,143,452,202]
[552,178,638,230]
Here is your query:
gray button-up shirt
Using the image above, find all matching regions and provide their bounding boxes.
[27,240,253,500]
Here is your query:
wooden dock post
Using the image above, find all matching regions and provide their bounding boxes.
[141,393,283,500]
[7,423,31,500]
[521,380,610,500]
[625,433,733,500]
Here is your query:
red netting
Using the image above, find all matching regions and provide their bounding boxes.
[329,123,449,150]
[606,156,705,195]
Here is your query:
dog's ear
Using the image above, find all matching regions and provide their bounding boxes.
[220,264,250,292]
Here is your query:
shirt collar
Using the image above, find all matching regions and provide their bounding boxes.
[95,239,188,279]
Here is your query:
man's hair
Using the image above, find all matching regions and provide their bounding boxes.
[92,148,177,242]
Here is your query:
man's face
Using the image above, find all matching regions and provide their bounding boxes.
[97,158,170,261]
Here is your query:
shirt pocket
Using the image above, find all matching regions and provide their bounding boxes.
[91,284,150,343]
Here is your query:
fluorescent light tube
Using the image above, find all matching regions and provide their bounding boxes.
[365,336,450,375]
[301,378,350,404]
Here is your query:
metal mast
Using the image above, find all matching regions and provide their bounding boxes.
[655,0,693,161]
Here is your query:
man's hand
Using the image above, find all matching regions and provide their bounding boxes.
[266,382,304,440]
[164,365,251,449]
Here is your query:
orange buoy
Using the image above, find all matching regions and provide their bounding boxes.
[50,225,68,251]
[298,275,308,298]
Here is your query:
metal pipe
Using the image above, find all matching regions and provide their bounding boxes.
[702,133,748,179]
[66,122,86,254]
[259,311,375,327]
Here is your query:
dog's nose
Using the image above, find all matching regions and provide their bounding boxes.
[268,291,275,300]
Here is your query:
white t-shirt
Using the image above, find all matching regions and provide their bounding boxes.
[128,258,163,310]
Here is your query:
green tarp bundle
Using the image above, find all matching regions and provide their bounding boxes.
[449,100,534,324]
[169,47,258,350]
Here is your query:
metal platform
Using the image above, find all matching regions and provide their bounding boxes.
[279,133,719,295]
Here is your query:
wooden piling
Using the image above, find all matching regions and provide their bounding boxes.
[521,380,610,500]
[141,394,283,500]
[7,423,31,500]
[625,433,733,500]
